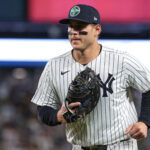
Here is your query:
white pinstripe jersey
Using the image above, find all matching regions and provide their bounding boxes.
[31,45,150,146]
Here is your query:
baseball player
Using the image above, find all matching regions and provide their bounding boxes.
[31,4,150,150]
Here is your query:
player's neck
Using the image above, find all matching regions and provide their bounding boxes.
[72,43,101,64]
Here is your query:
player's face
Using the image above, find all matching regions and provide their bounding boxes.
[68,21,100,51]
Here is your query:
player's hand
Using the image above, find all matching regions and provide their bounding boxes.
[57,102,81,124]
[124,122,148,141]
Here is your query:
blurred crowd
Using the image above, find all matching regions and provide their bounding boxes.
[0,67,149,150]
[0,67,71,150]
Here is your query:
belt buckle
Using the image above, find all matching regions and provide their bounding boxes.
[82,146,96,150]
[82,145,107,150]
[89,145,97,150]
[90,145,107,150]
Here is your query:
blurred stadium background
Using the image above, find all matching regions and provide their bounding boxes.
[0,0,150,150]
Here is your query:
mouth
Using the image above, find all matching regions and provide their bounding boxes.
[71,38,81,42]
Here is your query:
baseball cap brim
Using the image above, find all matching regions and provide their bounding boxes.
[59,18,91,24]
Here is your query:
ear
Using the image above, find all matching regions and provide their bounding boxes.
[95,24,101,36]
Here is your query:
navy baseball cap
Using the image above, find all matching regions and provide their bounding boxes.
[59,4,101,25]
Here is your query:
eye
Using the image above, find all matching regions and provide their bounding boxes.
[68,23,88,31]
[75,24,88,30]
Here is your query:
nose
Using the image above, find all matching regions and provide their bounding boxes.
[68,28,79,36]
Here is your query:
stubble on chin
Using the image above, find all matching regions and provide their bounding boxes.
[72,47,85,55]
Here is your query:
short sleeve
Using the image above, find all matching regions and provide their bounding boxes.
[31,61,61,109]
[124,53,150,93]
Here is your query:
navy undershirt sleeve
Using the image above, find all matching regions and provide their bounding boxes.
[139,90,150,128]
[37,106,61,126]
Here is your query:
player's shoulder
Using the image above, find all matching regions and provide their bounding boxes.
[102,45,135,59]
[102,45,144,70]
[102,45,127,56]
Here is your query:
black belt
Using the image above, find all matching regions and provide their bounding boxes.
[81,138,130,150]
[81,145,107,150]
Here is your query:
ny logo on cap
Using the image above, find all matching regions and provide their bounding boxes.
[70,6,80,17]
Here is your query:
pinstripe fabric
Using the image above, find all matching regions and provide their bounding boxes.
[107,138,138,150]
[31,45,150,149]
[72,138,138,150]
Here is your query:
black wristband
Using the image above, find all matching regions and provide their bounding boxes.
[37,106,61,126]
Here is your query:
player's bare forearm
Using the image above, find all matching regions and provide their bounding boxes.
[125,122,148,141]
[57,102,81,123]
